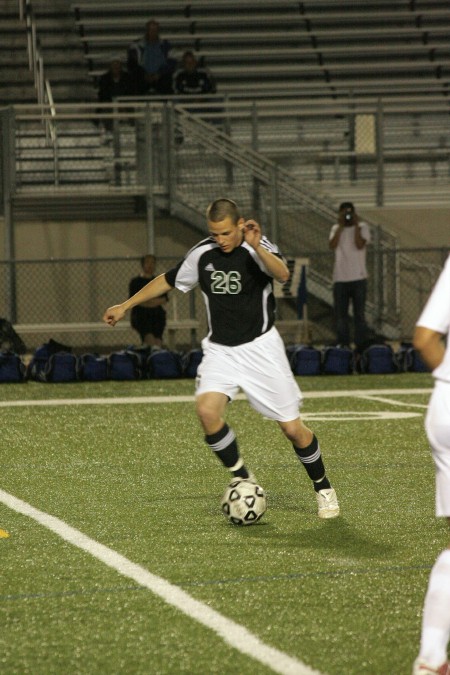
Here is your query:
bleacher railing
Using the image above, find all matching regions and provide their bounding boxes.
[3,100,449,341]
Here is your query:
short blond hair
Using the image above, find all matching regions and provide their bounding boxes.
[206,198,240,224]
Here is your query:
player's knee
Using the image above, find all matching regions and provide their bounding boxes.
[196,399,220,431]
[279,418,312,446]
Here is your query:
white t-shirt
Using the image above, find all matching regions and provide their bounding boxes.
[329,222,371,282]
[416,253,450,383]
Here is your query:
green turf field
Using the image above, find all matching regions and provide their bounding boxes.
[0,373,445,675]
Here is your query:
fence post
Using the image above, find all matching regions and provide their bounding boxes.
[372,224,383,333]
[1,108,17,322]
[251,103,260,216]
[222,94,233,186]
[375,98,385,207]
[166,102,177,209]
[144,104,155,254]
[269,165,279,243]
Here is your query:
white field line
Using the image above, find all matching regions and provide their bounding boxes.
[0,388,432,409]
[355,394,428,409]
[0,488,322,675]
[0,387,430,671]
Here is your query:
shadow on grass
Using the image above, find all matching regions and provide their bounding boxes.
[227,516,395,561]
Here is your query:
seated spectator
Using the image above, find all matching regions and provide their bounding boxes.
[97,57,134,130]
[127,19,176,96]
[173,51,216,96]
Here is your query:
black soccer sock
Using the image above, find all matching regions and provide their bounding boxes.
[205,424,250,479]
[294,435,331,492]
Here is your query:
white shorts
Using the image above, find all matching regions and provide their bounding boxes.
[425,380,450,517]
[195,326,303,422]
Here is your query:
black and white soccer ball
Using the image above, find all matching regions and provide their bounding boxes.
[221,479,267,526]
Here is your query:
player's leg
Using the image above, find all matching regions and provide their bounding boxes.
[278,417,339,519]
[142,317,164,348]
[142,332,161,348]
[413,384,450,674]
[351,279,369,350]
[333,281,351,346]
[196,391,253,480]
[237,327,339,518]
[413,532,450,675]
[195,341,253,481]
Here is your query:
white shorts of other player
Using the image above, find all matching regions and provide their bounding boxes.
[196,326,303,422]
[425,380,450,517]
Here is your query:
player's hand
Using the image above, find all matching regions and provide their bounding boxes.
[242,219,261,249]
[103,304,126,327]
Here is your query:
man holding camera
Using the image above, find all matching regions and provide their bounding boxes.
[329,201,371,350]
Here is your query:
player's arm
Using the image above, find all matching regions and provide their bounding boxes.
[103,273,172,326]
[140,295,168,309]
[413,325,445,370]
[243,220,289,283]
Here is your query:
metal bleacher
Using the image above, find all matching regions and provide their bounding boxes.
[3,1,450,347]
[72,0,450,99]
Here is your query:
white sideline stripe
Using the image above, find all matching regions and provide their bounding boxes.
[0,488,322,675]
[0,388,433,409]
[356,395,428,409]
[303,411,421,420]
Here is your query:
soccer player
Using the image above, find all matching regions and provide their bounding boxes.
[103,198,339,519]
[412,254,450,675]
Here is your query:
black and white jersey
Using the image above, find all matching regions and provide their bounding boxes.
[165,236,284,346]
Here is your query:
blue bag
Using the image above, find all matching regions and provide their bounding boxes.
[27,343,54,381]
[109,350,142,380]
[43,352,78,383]
[27,339,74,382]
[0,351,26,383]
[183,349,203,378]
[288,345,322,376]
[322,346,355,375]
[396,343,429,373]
[360,344,398,374]
[147,349,183,379]
[78,354,109,381]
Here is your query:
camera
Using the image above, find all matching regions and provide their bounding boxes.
[344,209,353,225]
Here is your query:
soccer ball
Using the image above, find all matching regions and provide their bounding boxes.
[221,479,267,526]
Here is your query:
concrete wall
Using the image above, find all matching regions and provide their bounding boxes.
[1,207,447,261]
[0,215,202,260]
[360,206,450,249]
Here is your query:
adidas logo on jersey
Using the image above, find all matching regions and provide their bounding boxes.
[205,263,215,272]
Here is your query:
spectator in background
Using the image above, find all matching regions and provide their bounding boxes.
[127,19,176,95]
[173,51,216,96]
[97,57,134,130]
[329,201,371,351]
[129,254,168,348]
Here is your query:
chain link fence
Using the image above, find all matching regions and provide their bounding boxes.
[0,248,447,353]
[2,104,449,351]
[0,257,207,352]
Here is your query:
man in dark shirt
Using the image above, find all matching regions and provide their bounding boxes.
[129,254,168,347]
[104,198,339,519]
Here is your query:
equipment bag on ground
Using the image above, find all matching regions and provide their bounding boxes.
[108,350,142,380]
[182,349,203,378]
[27,339,73,382]
[147,349,183,379]
[287,345,322,376]
[396,342,429,373]
[78,353,109,381]
[322,346,355,375]
[0,351,26,383]
[359,344,398,374]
